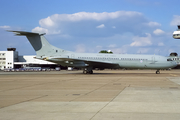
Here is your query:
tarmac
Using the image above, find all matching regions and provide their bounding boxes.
[0,69,180,120]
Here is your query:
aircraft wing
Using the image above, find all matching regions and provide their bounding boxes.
[46,57,120,69]
[84,60,120,69]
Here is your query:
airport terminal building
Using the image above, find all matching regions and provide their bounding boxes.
[0,48,18,70]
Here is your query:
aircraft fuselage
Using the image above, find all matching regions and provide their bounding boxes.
[46,52,176,70]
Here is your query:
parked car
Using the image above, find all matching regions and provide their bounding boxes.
[4,69,11,72]
[55,67,61,71]
[19,68,25,71]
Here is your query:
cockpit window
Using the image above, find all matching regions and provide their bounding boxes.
[167,58,173,61]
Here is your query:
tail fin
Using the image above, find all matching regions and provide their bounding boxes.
[8,31,65,58]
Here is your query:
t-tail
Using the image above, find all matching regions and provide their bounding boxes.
[8,31,69,59]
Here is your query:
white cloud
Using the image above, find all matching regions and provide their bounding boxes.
[75,44,86,53]
[170,15,180,26]
[108,44,117,48]
[158,42,164,46]
[130,33,152,46]
[33,11,145,36]
[145,22,161,27]
[32,26,61,35]
[153,29,165,35]
[0,25,10,29]
[96,24,105,28]
[40,11,142,24]
[39,16,54,27]
[32,27,49,34]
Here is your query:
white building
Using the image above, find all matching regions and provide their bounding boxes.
[0,48,56,70]
[0,48,18,70]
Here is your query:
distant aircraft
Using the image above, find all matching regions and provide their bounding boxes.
[173,25,180,39]
[9,31,177,74]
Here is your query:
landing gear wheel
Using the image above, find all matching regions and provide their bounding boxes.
[83,69,93,74]
[156,70,160,74]
[83,70,88,74]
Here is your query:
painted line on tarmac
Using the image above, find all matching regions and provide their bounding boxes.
[169,74,178,77]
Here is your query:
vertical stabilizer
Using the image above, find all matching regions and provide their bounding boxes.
[8,31,65,58]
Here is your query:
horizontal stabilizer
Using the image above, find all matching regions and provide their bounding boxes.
[7,30,46,36]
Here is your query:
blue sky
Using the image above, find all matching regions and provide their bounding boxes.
[0,0,180,56]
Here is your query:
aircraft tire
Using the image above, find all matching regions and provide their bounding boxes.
[83,70,89,74]
[156,71,160,74]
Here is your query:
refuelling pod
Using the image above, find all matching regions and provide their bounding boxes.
[173,25,180,39]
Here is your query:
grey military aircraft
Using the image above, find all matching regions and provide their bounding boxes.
[9,31,177,74]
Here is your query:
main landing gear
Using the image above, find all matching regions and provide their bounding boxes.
[83,70,93,74]
[156,70,160,74]
[83,68,93,74]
